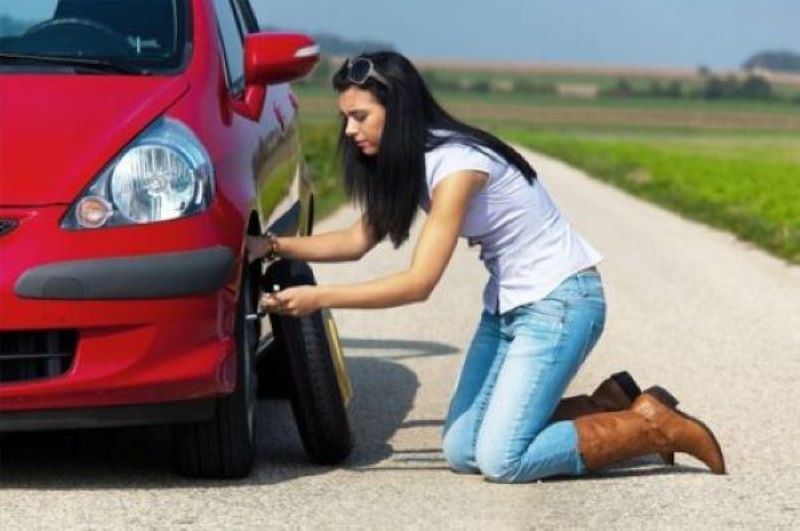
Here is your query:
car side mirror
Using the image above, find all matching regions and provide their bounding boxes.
[230,32,320,121]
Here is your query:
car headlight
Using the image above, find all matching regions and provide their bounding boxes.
[62,118,214,229]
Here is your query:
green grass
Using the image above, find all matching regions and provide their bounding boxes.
[299,120,346,220]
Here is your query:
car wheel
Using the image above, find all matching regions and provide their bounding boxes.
[264,259,353,464]
[171,265,258,479]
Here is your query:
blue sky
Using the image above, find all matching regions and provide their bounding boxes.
[6,0,798,68]
[251,0,799,69]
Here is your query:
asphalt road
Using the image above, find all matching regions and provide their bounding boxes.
[2,147,798,529]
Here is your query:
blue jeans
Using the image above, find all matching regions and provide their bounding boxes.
[442,269,606,483]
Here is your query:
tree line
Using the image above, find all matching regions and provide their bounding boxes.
[300,57,794,103]
[743,50,800,73]
[607,72,776,101]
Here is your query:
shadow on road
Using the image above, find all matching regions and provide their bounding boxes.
[341,338,460,360]
[0,338,461,489]
[541,462,712,483]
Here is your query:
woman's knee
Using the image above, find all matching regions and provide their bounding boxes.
[476,422,585,483]
[475,439,523,483]
[476,446,561,483]
[476,453,520,483]
[442,427,479,474]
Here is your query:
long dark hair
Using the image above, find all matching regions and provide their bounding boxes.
[332,51,537,247]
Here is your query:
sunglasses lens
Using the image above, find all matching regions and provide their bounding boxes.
[349,59,371,83]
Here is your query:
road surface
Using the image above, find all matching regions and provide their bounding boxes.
[2,147,798,528]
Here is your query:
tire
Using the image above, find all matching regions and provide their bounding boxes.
[264,259,353,464]
[171,265,259,479]
[256,336,292,399]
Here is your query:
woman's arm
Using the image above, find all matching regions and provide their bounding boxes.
[247,214,377,263]
[262,170,487,316]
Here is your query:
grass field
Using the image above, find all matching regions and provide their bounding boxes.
[500,129,800,262]
[295,85,800,264]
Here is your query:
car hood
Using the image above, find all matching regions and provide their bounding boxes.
[0,75,189,206]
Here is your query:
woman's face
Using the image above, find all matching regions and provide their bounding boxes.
[337,86,386,156]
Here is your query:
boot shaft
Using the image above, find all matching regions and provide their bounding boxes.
[575,394,725,474]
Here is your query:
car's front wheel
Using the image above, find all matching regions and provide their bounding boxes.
[171,265,258,479]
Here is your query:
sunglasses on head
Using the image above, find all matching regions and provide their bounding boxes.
[344,57,389,86]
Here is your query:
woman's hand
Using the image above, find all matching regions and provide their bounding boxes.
[259,285,321,317]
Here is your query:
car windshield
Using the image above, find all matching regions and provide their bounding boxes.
[0,0,189,73]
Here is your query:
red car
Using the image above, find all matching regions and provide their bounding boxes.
[0,0,353,479]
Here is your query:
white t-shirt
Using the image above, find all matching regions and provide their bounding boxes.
[420,131,602,314]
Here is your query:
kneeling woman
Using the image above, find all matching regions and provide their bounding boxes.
[247,52,725,482]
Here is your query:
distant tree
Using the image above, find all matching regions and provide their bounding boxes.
[697,65,711,77]
[613,77,633,97]
[703,76,724,100]
[647,80,664,97]
[421,70,461,92]
[470,79,491,93]
[666,80,683,98]
[739,75,772,99]
[421,70,462,92]
[721,75,740,98]
[512,78,556,95]
[743,50,800,73]
[440,78,463,92]
[420,69,440,86]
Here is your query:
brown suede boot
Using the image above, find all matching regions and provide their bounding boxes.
[551,371,676,465]
[574,392,726,475]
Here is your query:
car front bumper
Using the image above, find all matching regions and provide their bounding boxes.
[0,205,242,421]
